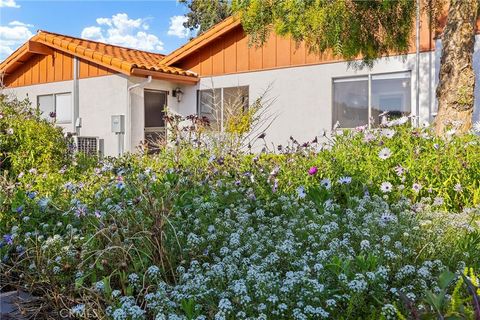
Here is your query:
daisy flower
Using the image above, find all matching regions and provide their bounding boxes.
[297,186,306,199]
[320,178,331,190]
[380,182,393,193]
[412,183,422,193]
[338,176,352,184]
[378,147,392,160]
[381,129,395,139]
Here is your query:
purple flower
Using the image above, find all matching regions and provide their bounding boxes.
[26,191,37,199]
[3,234,13,245]
[49,111,56,118]
[308,166,318,176]
[412,183,422,193]
[94,210,103,218]
[272,179,279,193]
[15,206,24,214]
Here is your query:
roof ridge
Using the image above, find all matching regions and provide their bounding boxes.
[37,30,166,58]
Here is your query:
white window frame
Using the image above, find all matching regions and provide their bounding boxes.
[197,86,249,132]
[37,92,72,124]
[332,71,411,129]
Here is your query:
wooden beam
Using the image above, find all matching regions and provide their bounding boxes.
[28,41,54,56]
[131,68,199,84]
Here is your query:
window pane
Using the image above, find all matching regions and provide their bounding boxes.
[144,90,167,128]
[333,77,368,128]
[37,95,54,120]
[198,89,221,130]
[55,93,72,123]
[371,72,411,124]
[223,86,249,112]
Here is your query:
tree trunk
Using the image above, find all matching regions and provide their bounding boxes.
[434,0,478,135]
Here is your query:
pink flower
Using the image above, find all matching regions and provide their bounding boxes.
[308,166,318,175]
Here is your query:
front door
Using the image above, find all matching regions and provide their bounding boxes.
[144,89,167,152]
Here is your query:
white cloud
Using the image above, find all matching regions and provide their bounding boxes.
[0,21,34,60]
[81,13,164,52]
[167,15,190,39]
[0,0,20,8]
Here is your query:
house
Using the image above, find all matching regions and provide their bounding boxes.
[1,15,479,156]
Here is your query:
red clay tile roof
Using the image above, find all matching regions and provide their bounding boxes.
[0,30,198,81]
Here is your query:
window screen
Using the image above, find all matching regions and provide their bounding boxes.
[198,88,221,130]
[55,93,72,123]
[333,77,369,128]
[37,95,54,120]
[223,86,249,112]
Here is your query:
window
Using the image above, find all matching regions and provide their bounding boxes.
[37,93,72,124]
[198,86,249,131]
[333,77,369,129]
[333,72,411,128]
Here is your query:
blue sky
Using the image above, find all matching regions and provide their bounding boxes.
[0,0,194,61]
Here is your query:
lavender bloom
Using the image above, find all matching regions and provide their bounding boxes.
[3,234,13,245]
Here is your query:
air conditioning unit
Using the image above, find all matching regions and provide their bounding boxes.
[74,136,100,156]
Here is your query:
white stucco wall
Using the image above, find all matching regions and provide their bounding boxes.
[2,80,75,133]
[128,77,190,152]
[181,52,435,149]
[2,75,129,157]
[78,75,128,156]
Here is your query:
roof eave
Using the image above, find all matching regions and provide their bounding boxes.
[131,68,198,84]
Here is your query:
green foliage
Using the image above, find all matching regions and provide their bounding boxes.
[232,0,417,67]
[0,95,71,177]
[1,122,480,318]
[179,0,231,34]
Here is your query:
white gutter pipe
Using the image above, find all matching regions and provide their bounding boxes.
[73,56,80,135]
[126,75,152,153]
[415,0,421,126]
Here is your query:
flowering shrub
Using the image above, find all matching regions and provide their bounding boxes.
[1,112,479,319]
[0,95,71,177]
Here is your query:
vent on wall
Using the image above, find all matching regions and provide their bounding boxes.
[74,136,100,156]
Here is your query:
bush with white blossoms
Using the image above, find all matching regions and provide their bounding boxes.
[0,101,479,319]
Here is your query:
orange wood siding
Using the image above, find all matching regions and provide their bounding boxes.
[4,49,116,88]
[175,13,438,77]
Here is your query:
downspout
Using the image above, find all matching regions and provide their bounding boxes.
[73,56,80,135]
[415,0,421,126]
[127,75,152,153]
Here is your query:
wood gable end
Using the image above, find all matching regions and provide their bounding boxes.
[2,45,115,88]
[170,9,480,78]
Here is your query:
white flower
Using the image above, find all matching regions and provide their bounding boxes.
[412,183,422,193]
[380,182,393,193]
[360,240,370,250]
[378,147,392,160]
[297,186,306,199]
[433,197,444,206]
[337,176,352,184]
[6,128,14,135]
[381,129,395,139]
[320,178,331,190]
[453,183,462,192]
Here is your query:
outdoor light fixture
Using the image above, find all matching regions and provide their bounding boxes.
[173,87,183,102]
